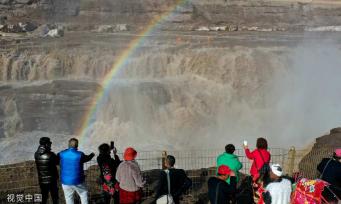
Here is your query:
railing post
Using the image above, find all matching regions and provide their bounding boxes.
[162,151,167,170]
[287,146,296,176]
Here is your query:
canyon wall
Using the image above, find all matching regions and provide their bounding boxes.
[2,0,341,31]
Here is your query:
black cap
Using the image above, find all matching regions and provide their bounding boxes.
[39,137,52,145]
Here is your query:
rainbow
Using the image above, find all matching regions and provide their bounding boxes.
[76,0,188,143]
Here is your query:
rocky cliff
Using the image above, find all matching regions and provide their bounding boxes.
[299,128,341,178]
[2,0,341,31]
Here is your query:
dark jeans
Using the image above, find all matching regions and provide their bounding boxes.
[103,191,119,204]
[40,182,59,204]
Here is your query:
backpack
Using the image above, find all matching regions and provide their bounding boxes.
[256,150,270,177]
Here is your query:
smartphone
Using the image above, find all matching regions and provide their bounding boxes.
[110,141,115,150]
[243,140,248,146]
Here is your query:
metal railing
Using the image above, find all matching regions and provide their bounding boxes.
[0,147,335,203]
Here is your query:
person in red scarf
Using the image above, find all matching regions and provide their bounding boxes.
[244,138,271,203]
[116,147,146,204]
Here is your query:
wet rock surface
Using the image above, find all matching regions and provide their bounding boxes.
[0,80,99,137]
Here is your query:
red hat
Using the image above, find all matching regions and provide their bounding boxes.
[124,147,137,161]
[335,148,341,157]
[218,165,232,175]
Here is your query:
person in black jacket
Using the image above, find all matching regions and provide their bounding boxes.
[317,149,341,202]
[97,143,121,204]
[34,137,59,204]
[155,155,192,204]
[208,165,237,204]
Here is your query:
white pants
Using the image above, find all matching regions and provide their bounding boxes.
[62,183,88,204]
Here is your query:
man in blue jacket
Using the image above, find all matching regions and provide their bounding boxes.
[58,138,95,204]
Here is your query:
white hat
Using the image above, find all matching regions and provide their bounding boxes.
[271,164,283,177]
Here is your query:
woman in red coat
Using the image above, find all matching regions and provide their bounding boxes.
[244,137,271,182]
[244,138,271,204]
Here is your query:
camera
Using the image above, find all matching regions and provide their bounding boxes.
[243,140,248,146]
[110,141,115,150]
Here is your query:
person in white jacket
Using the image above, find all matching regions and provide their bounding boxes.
[116,147,146,204]
[264,164,292,204]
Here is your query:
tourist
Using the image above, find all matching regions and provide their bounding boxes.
[155,155,192,204]
[263,164,292,204]
[208,165,237,204]
[244,138,271,203]
[244,138,271,182]
[317,148,341,202]
[116,147,145,204]
[97,143,121,204]
[217,144,243,183]
[58,138,95,204]
[34,137,59,204]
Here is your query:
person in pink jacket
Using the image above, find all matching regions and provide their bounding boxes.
[243,137,271,182]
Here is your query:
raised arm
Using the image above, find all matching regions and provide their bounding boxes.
[81,152,95,163]
[244,148,254,160]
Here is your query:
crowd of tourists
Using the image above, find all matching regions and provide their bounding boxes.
[34,137,341,204]
[208,138,341,204]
